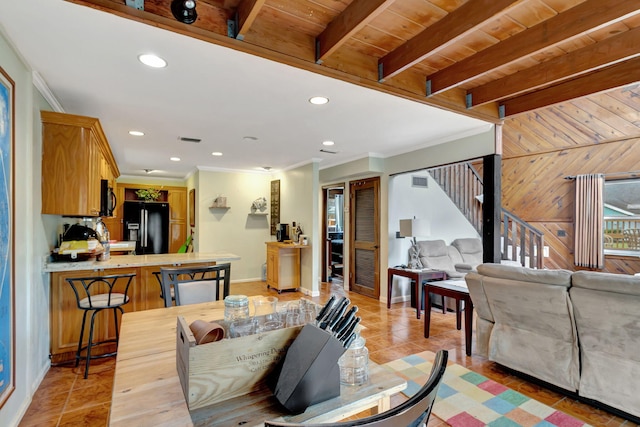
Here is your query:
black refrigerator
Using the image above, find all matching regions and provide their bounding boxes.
[123,201,170,254]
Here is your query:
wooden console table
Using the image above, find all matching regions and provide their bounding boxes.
[110,299,406,426]
[387,267,446,319]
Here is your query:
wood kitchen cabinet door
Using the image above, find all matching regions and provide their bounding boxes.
[41,111,119,217]
[168,188,187,252]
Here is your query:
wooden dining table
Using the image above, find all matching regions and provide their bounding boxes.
[109,298,407,427]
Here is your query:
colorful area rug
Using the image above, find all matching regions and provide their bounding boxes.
[383,351,592,427]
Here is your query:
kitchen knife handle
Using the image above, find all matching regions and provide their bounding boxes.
[343,332,357,348]
[320,296,346,329]
[315,295,336,322]
[333,306,358,336]
[338,316,360,341]
[327,299,349,331]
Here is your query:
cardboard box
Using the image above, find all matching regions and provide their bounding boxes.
[176,316,303,410]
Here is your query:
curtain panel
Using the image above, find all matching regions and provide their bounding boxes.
[574,174,604,269]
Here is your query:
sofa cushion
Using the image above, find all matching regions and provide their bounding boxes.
[477,263,572,287]
[569,271,640,417]
[451,238,483,268]
[415,240,465,278]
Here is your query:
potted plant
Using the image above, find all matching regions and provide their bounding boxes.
[136,188,161,202]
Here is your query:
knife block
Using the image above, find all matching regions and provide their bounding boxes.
[267,323,347,414]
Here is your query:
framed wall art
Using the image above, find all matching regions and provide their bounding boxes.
[0,65,15,408]
[270,179,280,235]
[189,188,195,227]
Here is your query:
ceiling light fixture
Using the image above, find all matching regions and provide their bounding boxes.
[322,140,335,146]
[144,169,154,174]
[262,166,272,171]
[242,136,258,142]
[129,130,145,136]
[211,152,223,156]
[309,96,329,105]
[138,54,167,68]
[170,157,181,162]
[171,0,198,24]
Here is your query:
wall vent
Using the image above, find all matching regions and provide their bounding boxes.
[412,175,429,188]
[179,136,202,143]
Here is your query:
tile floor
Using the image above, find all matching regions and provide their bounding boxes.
[18,280,638,426]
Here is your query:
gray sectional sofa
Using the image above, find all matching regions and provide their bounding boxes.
[466,263,640,421]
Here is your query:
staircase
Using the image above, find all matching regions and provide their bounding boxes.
[428,163,544,269]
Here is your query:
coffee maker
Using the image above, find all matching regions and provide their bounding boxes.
[276,223,290,242]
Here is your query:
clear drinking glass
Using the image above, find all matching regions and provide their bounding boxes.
[224,295,250,322]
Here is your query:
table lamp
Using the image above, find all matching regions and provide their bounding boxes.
[399,218,431,268]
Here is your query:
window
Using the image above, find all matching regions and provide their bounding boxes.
[603,179,640,254]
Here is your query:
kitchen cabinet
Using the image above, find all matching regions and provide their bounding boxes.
[41,111,119,216]
[168,188,187,252]
[265,242,310,293]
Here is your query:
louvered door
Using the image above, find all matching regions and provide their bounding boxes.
[349,177,380,299]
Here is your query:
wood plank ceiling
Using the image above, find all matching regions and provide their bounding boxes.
[69,0,640,122]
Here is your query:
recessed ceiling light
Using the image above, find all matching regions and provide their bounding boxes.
[322,140,335,146]
[309,96,329,105]
[170,157,181,162]
[138,53,167,68]
[129,130,145,136]
[211,152,223,156]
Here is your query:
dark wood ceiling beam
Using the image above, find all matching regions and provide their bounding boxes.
[316,0,394,63]
[427,0,640,96]
[469,26,640,107]
[501,57,640,117]
[378,0,520,81]
[235,0,267,40]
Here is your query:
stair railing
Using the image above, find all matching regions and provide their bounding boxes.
[428,162,544,269]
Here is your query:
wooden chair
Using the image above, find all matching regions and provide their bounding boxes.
[66,273,136,378]
[264,350,448,427]
[160,263,231,307]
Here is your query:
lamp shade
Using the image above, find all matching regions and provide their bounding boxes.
[399,219,431,238]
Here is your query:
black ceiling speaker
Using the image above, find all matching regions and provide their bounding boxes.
[171,0,197,24]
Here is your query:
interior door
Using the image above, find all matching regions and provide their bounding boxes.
[349,177,380,298]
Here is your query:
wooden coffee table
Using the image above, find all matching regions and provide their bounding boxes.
[422,280,474,356]
[387,267,446,319]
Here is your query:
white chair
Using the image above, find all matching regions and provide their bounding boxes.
[160,264,231,307]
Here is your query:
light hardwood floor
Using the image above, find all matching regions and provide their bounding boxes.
[19,280,637,426]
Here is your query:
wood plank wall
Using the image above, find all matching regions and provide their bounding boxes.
[501,83,640,274]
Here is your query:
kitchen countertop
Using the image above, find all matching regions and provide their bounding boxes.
[43,252,241,273]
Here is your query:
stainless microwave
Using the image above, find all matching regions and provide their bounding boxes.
[100,179,117,217]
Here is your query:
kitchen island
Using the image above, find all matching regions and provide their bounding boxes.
[46,252,240,364]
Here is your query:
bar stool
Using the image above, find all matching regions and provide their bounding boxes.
[66,273,135,378]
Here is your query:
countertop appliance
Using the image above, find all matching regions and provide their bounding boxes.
[123,200,170,254]
[100,179,117,217]
[276,223,290,242]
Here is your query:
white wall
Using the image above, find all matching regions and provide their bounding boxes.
[274,162,320,295]
[196,169,272,281]
[0,28,50,426]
